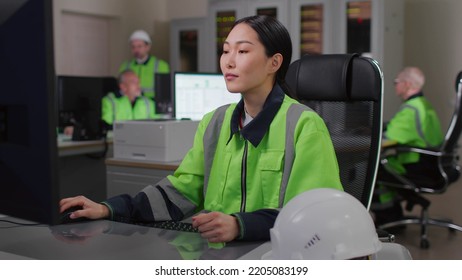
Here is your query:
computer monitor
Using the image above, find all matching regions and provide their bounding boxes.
[173,72,242,120]
[0,0,60,224]
[56,75,116,140]
[154,73,173,115]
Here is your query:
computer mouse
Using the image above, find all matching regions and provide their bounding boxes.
[59,206,89,224]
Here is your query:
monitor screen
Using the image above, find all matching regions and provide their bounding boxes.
[56,75,116,140]
[0,0,60,224]
[173,72,241,120]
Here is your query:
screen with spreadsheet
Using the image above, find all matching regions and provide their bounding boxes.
[174,72,242,120]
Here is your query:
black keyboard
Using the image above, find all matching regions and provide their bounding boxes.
[139,220,199,233]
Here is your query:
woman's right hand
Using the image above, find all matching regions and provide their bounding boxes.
[59,195,110,220]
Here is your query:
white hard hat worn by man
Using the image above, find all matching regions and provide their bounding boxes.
[129,30,151,44]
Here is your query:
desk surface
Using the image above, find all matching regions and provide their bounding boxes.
[0,216,261,260]
[105,157,180,171]
[57,133,113,157]
[0,215,412,260]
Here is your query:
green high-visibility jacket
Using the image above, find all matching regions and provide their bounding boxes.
[103,84,343,240]
[385,93,444,174]
[119,55,170,99]
[101,92,156,125]
[168,100,343,213]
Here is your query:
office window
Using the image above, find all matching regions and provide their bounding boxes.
[300,4,323,56]
[346,1,371,54]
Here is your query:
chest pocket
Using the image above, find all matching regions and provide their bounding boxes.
[259,150,284,207]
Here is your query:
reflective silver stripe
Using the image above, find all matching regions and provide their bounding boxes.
[154,58,159,72]
[141,96,151,116]
[240,141,248,212]
[147,178,197,219]
[401,104,431,146]
[279,103,312,207]
[202,105,230,197]
[108,94,117,123]
[152,58,159,93]
[140,184,171,220]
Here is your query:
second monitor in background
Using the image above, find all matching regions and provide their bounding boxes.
[57,76,117,141]
[173,72,242,120]
[154,73,173,116]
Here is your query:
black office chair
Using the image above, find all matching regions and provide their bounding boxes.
[285,53,383,210]
[376,72,462,249]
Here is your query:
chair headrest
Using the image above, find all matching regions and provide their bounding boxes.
[285,54,382,102]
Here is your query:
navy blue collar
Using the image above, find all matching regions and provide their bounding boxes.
[406,91,424,101]
[134,56,151,65]
[228,83,285,147]
[114,90,123,98]
[114,90,141,107]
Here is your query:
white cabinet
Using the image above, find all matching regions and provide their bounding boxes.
[105,158,178,197]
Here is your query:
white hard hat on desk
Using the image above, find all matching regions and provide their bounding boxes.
[264,188,382,260]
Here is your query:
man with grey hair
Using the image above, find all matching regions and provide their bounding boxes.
[102,69,157,127]
[371,67,444,229]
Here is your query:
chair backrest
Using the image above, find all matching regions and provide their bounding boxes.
[437,71,462,184]
[285,54,383,209]
[444,71,462,154]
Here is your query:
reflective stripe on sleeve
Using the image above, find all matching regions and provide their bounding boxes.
[108,94,117,123]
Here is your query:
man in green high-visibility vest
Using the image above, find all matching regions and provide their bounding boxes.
[119,30,170,100]
[102,70,158,128]
[371,67,444,229]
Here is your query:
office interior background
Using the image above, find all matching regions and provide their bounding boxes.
[53,0,462,129]
[49,0,462,259]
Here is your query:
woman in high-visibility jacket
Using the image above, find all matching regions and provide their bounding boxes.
[101,69,157,127]
[60,15,343,242]
[372,67,444,226]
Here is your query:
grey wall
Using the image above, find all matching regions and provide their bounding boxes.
[404,0,462,131]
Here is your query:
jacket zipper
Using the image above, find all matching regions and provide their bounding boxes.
[240,140,248,212]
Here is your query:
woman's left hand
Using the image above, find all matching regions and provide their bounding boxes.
[191,212,240,243]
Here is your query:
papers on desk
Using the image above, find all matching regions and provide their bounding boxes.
[57,133,72,142]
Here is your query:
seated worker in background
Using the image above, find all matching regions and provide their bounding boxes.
[119,29,170,100]
[371,67,444,227]
[102,69,157,128]
[59,15,343,243]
